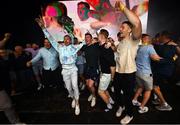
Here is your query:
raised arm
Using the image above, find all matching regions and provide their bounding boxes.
[42,29,61,51]
[73,40,86,53]
[90,21,110,30]
[35,17,61,51]
[115,1,142,40]
[0,33,11,49]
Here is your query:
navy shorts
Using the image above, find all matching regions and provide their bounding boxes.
[84,66,99,82]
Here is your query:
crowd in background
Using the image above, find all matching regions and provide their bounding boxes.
[1,0,180,124]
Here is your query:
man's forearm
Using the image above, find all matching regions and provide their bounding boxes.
[123,6,141,27]
[120,2,142,39]
[110,66,116,80]
[176,45,180,55]
[42,28,60,51]
[0,38,8,49]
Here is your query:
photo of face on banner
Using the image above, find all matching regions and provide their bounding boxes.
[43,0,149,41]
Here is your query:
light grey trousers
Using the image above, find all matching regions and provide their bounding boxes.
[61,65,79,100]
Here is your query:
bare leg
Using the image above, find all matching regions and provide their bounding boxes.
[98,90,109,104]
[86,79,96,97]
[133,87,143,101]
[141,90,151,108]
[153,86,166,105]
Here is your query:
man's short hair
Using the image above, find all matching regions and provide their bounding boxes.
[142,34,150,39]
[155,33,160,39]
[160,31,172,39]
[122,21,133,29]
[85,32,92,38]
[64,35,72,40]
[78,1,90,9]
[99,29,109,38]
[117,32,121,37]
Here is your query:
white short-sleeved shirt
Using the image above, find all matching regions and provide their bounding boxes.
[75,17,98,38]
[116,38,139,73]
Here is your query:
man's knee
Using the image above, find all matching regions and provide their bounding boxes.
[98,89,105,95]
[86,81,94,88]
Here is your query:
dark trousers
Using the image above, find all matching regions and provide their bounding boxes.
[15,69,35,92]
[114,72,135,117]
[42,67,62,88]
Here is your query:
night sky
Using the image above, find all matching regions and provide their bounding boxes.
[0,0,180,49]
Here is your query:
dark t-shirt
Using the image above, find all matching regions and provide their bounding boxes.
[152,44,176,76]
[14,51,32,71]
[99,43,116,74]
[81,43,100,69]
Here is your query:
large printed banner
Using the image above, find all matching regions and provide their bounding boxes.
[44,0,149,41]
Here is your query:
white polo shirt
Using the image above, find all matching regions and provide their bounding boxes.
[116,37,139,73]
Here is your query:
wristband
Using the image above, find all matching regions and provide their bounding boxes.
[120,4,125,12]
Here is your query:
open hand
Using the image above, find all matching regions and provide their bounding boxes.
[26,61,32,67]
[4,33,11,39]
[73,28,83,41]
[115,0,125,11]
[35,16,45,29]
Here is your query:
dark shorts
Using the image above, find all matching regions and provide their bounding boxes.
[84,66,99,82]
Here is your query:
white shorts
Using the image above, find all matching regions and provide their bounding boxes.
[98,73,111,91]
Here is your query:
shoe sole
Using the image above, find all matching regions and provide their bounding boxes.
[138,110,148,113]
[156,108,172,111]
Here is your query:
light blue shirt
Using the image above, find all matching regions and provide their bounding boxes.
[42,29,85,66]
[76,52,86,65]
[31,47,59,71]
[136,45,157,75]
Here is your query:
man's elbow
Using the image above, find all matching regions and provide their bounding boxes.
[132,20,142,39]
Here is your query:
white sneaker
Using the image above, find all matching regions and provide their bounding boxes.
[71,99,76,108]
[109,97,115,104]
[116,106,125,117]
[68,94,71,98]
[79,82,83,87]
[91,97,96,107]
[120,115,133,124]
[81,84,85,90]
[138,106,149,113]
[37,84,43,90]
[111,86,115,93]
[132,100,141,106]
[88,94,93,102]
[75,105,80,115]
[107,103,113,109]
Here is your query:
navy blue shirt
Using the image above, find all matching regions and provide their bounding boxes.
[152,44,176,76]
[81,43,100,69]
